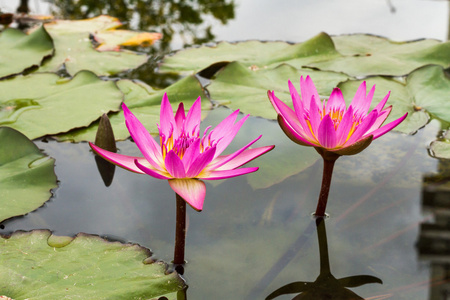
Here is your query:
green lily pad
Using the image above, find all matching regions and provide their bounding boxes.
[56,75,211,142]
[159,32,341,74]
[308,34,450,77]
[338,65,450,135]
[38,15,150,76]
[0,229,186,299]
[0,127,56,223]
[430,130,450,159]
[207,61,348,119]
[0,26,53,79]
[0,70,123,139]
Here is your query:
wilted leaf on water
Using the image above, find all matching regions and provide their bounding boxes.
[0,70,123,139]
[339,65,450,135]
[0,127,56,223]
[159,32,341,74]
[430,130,450,160]
[55,75,211,142]
[0,26,53,79]
[0,230,186,300]
[207,61,348,119]
[308,34,450,77]
[37,15,156,76]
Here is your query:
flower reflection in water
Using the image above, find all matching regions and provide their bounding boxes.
[266,217,384,300]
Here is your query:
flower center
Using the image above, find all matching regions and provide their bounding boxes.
[159,126,214,160]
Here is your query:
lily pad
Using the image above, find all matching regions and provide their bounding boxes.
[0,70,123,139]
[430,130,450,159]
[38,15,154,76]
[207,61,348,119]
[56,75,211,142]
[0,26,53,79]
[308,34,450,77]
[0,127,56,223]
[338,65,450,134]
[159,32,341,74]
[0,229,186,299]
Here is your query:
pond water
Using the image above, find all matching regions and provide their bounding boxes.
[1,0,449,299]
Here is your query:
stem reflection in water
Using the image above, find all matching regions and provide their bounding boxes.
[266,217,382,300]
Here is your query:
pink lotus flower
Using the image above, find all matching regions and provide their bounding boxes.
[268,76,407,156]
[90,94,274,211]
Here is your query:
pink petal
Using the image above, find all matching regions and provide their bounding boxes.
[268,91,313,140]
[186,146,216,177]
[366,106,392,134]
[215,146,275,171]
[335,105,354,146]
[212,112,247,157]
[181,138,201,170]
[134,159,172,179]
[174,102,186,130]
[208,135,262,170]
[122,103,164,169]
[308,96,322,138]
[361,84,376,115]
[344,109,378,146]
[300,76,322,111]
[373,91,390,113]
[278,115,318,147]
[199,167,259,180]
[288,80,303,115]
[209,109,239,141]
[325,88,346,115]
[185,96,202,135]
[349,81,367,112]
[168,179,206,211]
[159,93,176,138]
[90,142,146,174]
[317,114,338,149]
[368,113,408,140]
[165,150,186,178]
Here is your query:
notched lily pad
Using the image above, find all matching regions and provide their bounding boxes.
[0,229,186,299]
[0,127,57,223]
[0,26,53,79]
[0,70,123,139]
[430,130,450,159]
[56,75,211,142]
[37,15,158,76]
[159,32,341,74]
[308,34,450,77]
[207,61,348,119]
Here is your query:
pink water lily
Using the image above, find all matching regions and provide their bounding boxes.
[268,76,407,156]
[90,93,274,211]
[268,76,407,216]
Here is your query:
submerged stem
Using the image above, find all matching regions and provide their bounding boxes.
[314,150,339,217]
[174,193,187,265]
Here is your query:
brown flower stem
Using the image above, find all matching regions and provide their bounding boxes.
[173,193,186,265]
[314,150,339,217]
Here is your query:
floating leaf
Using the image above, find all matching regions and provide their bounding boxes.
[56,75,211,142]
[308,34,450,77]
[338,65,450,134]
[159,32,341,74]
[0,127,56,223]
[430,130,450,159]
[0,71,122,139]
[38,15,152,76]
[0,26,53,79]
[207,61,348,119]
[95,30,162,51]
[0,230,186,299]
